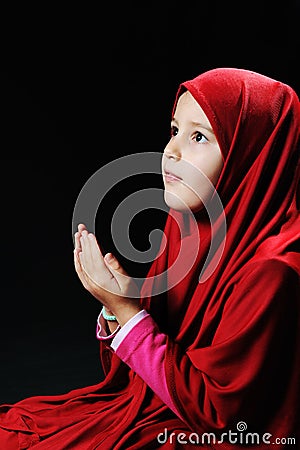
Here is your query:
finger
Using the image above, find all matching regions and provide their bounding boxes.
[87,234,112,286]
[78,249,89,280]
[87,233,105,264]
[74,249,89,288]
[74,248,82,273]
[80,229,91,256]
[74,247,85,275]
[79,231,91,273]
[79,233,103,283]
[74,247,82,264]
[78,223,87,233]
[74,222,88,250]
[74,231,82,251]
[78,249,106,295]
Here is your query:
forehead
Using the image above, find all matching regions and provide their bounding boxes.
[174,91,211,127]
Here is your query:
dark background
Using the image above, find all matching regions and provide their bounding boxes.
[1,2,300,403]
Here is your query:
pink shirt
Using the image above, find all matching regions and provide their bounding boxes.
[96,309,181,418]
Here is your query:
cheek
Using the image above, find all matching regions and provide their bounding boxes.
[187,176,213,206]
[208,159,224,185]
[192,154,224,187]
[162,153,223,212]
[184,160,223,205]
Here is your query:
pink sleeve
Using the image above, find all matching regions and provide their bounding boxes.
[111,314,182,419]
[96,309,148,341]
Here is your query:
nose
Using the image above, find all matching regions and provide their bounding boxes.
[163,141,181,161]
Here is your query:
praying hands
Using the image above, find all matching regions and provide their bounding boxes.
[74,224,142,326]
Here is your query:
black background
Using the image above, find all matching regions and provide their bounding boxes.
[1,2,300,403]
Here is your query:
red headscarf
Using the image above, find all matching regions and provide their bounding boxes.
[141,68,300,442]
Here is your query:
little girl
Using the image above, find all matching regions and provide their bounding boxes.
[1,67,299,449]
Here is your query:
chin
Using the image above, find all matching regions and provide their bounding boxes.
[163,191,203,213]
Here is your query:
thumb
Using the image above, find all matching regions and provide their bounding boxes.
[104,253,128,275]
[104,253,138,298]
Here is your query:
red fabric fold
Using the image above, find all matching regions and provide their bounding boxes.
[141,68,300,447]
[0,68,299,449]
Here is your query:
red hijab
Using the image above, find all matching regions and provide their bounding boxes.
[141,68,300,440]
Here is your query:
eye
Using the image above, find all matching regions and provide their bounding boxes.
[171,125,178,137]
[194,131,208,144]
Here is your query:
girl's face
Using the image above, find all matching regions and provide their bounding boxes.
[162,91,223,212]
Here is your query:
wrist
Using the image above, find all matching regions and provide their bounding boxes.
[102,306,117,321]
[115,303,143,327]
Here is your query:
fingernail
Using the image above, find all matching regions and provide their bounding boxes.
[105,253,114,262]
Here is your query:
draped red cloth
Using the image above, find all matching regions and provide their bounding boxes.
[1,68,300,449]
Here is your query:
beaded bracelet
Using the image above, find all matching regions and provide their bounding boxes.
[101,306,117,321]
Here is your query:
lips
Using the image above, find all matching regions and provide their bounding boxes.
[163,170,182,182]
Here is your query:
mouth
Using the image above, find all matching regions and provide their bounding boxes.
[163,170,182,183]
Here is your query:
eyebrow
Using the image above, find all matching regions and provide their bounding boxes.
[171,118,214,134]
